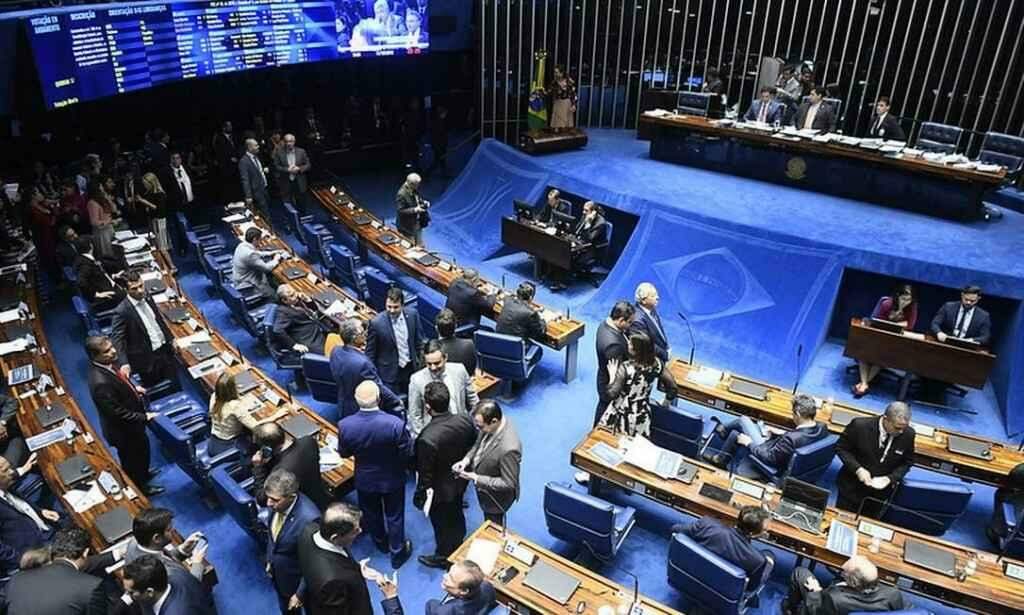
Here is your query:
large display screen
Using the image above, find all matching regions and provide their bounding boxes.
[18,0,429,109]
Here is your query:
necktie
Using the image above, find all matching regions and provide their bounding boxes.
[271,512,285,540]
[758,103,767,123]
[2,491,49,532]
[472,433,492,468]
[392,313,409,367]
[880,433,893,462]
[954,308,969,337]
[251,154,266,186]
[874,115,883,135]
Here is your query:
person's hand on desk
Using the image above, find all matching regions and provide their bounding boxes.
[936,331,947,342]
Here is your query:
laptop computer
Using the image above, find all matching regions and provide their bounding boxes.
[283,267,306,281]
[95,506,135,544]
[378,233,400,246]
[234,370,260,395]
[869,317,904,334]
[903,538,957,577]
[728,379,771,401]
[188,342,218,362]
[35,402,70,428]
[772,477,830,535]
[352,213,372,225]
[159,305,190,324]
[416,253,440,267]
[946,434,992,460]
[281,414,320,441]
[829,407,859,426]
[57,454,95,487]
[522,560,580,605]
[312,288,345,307]
[144,279,167,295]
[943,336,981,350]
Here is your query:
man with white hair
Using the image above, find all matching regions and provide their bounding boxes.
[395,172,429,246]
[630,282,669,361]
[783,555,909,615]
[337,381,415,568]
[272,133,312,213]
[272,283,328,356]
[836,401,916,516]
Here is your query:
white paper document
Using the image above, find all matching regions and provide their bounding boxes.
[63,481,107,513]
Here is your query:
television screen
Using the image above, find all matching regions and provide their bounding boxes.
[15,0,429,110]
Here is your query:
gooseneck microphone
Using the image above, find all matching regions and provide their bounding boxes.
[474,474,512,539]
[677,311,696,365]
[581,542,640,611]
[792,343,803,395]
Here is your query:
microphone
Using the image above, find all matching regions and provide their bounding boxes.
[580,542,640,611]
[677,311,696,365]
[792,344,803,395]
[472,475,512,539]
[500,274,506,291]
[429,251,458,270]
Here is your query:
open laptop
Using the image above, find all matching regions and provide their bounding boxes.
[869,317,904,334]
[159,305,190,324]
[95,506,135,544]
[234,370,261,395]
[281,414,320,440]
[57,454,95,487]
[187,341,218,362]
[378,232,400,245]
[946,434,992,460]
[771,477,829,535]
[903,538,957,577]
[728,379,771,401]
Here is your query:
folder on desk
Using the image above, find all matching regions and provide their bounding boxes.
[378,233,400,246]
[159,306,190,324]
[283,267,306,281]
[728,379,770,401]
[35,402,69,428]
[234,370,260,395]
[95,506,134,544]
[281,414,320,441]
[188,342,218,361]
[144,279,167,295]
[946,434,992,460]
[522,560,580,605]
[903,539,957,577]
[57,454,95,488]
[415,253,440,267]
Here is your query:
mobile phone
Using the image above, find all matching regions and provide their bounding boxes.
[97,470,121,495]
[497,566,519,584]
[260,446,274,460]
[193,536,208,553]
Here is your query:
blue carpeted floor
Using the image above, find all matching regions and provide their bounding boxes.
[39,129,1011,613]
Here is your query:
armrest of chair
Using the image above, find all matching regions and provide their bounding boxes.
[200,446,241,470]
[192,223,214,234]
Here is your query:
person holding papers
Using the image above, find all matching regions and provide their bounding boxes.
[835,402,915,517]
[930,284,991,346]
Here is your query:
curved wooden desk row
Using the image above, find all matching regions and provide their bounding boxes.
[451,522,683,615]
[222,209,501,398]
[2,273,152,552]
[310,185,587,383]
[667,359,1021,488]
[572,428,1024,614]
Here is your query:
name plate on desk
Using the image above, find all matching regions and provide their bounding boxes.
[1005,562,1024,581]
[857,520,894,542]
[731,478,765,500]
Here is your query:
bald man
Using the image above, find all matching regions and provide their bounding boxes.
[784,555,909,615]
[273,133,311,213]
[337,381,415,568]
[395,173,429,246]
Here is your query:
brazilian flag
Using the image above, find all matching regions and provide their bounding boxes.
[527,51,548,131]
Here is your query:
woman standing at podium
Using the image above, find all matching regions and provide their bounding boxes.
[549,66,577,133]
[600,332,675,437]
[852,283,918,398]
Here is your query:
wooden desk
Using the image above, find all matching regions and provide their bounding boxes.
[450,522,683,614]
[640,115,1007,221]
[844,318,995,389]
[571,428,1024,614]
[311,186,587,383]
[500,216,582,271]
[667,358,1023,487]
[223,211,502,398]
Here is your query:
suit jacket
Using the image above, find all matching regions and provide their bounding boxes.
[272,146,312,193]
[630,306,669,362]
[267,493,321,599]
[238,153,268,202]
[793,101,836,132]
[56,239,79,270]
[749,422,829,469]
[232,241,276,299]
[74,254,120,304]
[160,164,196,212]
[111,295,171,376]
[836,416,915,505]
[395,185,425,236]
[930,301,992,345]
[366,308,423,386]
[337,409,413,493]
[439,336,477,375]
[297,524,372,615]
[160,573,217,615]
[415,413,477,505]
[573,214,607,245]
[495,297,545,341]
[407,364,479,437]
[866,112,906,141]
[462,419,521,514]
[0,493,53,575]
[445,279,496,327]
[820,582,909,615]
[596,321,628,407]
[380,581,497,615]
[87,362,147,447]
[272,303,328,355]
[743,99,784,124]
[212,132,238,172]
[328,346,403,419]
[5,556,113,615]
[678,517,771,587]
[255,436,331,511]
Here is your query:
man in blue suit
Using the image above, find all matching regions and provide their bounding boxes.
[122,554,216,615]
[366,287,424,397]
[338,380,415,568]
[930,284,992,345]
[671,506,774,590]
[0,456,60,577]
[377,558,497,614]
[744,87,784,124]
[630,282,669,362]
[329,318,404,419]
[264,469,321,614]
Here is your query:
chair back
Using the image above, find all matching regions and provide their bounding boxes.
[302,353,337,403]
[650,402,706,458]
[800,96,844,121]
[62,265,78,285]
[201,251,228,289]
[881,478,973,536]
[282,202,304,237]
[223,284,263,337]
[474,330,529,380]
[668,532,750,615]
[979,132,1024,174]
[150,414,204,485]
[363,267,416,311]
[328,244,368,300]
[72,295,100,336]
[543,482,617,558]
[785,434,839,484]
[916,122,962,153]
[676,92,714,117]
[300,221,331,263]
[210,465,267,545]
[416,293,443,339]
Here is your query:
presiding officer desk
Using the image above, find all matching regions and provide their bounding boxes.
[311,185,587,383]
[572,428,1024,614]
[667,359,1023,488]
[221,208,501,398]
[500,215,587,273]
[639,114,1007,220]
[451,521,682,614]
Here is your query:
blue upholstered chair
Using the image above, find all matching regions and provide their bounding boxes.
[62,265,78,286]
[543,482,636,561]
[474,330,542,386]
[649,402,709,458]
[210,464,267,546]
[72,295,103,336]
[915,122,962,154]
[800,96,844,123]
[992,496,1024,558]
[880,478,973,536]
[300,220,333,264]
[362,267,416,312]
[746,434,839,485]
[302,353,337,403]
[416,293,475,340]
[849,610,931,615]
[979,132,1024,181]
[199,249,233,292]
[283,201,313,237]
[667,532,765,615]
[222,284,270,338]
[148,391,204,416]
[180,213,223,249]
[150,413,239,490]
[327,244,369,300]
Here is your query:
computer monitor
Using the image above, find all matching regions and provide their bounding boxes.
[513,199,534,220]
[552,209,576,233]
[782,477,830,511]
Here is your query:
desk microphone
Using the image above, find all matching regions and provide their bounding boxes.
[429,251,458,270]
[474,477,512,539]
[792,344,803,395]
[500,274,507,291]
[677,311,696,365]
[581,542,640,611]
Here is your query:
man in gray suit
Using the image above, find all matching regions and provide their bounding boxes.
[273,133,312,214]
[233,226,283,301]
[239,137,271,220]
[407,340,479,437]
[454,400,521,525]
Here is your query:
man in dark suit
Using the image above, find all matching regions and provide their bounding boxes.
[212,120,239,203]
[784,555,909,615]
[630,282,669,362]
[74,237,126,313]
[836,402,915,516]
[672,506,775,590]
[395,173,428,246]
[744,87,785,124]
[536,189,570,225]
[160,151,196,253]
[272,284,328,356]
[0,457,61,577]
[239,138,271,220]
[377,559,497,615]
[55,225,81,271]
[122,554,215,615]
[264,469,322,614]
[252,423,330,511]
[793,86,836,132]
[495,282,546,344]
[445,269,497,330]
[413,382,478,569]
[297,503,372,615]
[435,308,477,375]
[568,201,609,286]
[111,269,178,388]
[329,319,403,419]
[367,286,423,397]
[930,284,991,345]
[865,96,906,141]
[338,381,414,568]
[4,527,116,615]
[124,508,209,585]
[85,335,164,496]
[273,134,312,214]
[145,129,172,171]
[455,401,521,525]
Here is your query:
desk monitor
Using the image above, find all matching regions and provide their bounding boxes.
[57,454,95,487]
[513,199,535,220]
[552,209,576,234]
[869,318,904,334]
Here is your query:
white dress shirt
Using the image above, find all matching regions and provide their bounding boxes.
[312,531,350,559]
[132,296,166,350]
[173,165,193,203]
[152,584,172,615]
[802,103,821,130]
[953,306,975,338]
[0,489,49,532]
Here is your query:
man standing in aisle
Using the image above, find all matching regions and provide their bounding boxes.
[454,401,522,526]
[240,137,271,220]
[273,133,312,214]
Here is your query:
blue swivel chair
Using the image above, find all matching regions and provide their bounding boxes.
[302,354,337,403]
[474,330,542,391]
[363,268,417,312]
[991,496,1024,558]
[327,244,370,300]
[915,122,963,154]
[543,482,636,561]
[668,532,765,615]
[300,221,333,264]
[222,284,270,338]
[979,132,1024,182]
[72,295,103,336]
[649,401,710,458]
[199,249,233,293]
[150,413,240,490]
[62,265,78,286]
[746,434,839,485]
[880,478,973,536]
[210,464,267,546]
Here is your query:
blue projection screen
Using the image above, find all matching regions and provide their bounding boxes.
[18,0,430,109]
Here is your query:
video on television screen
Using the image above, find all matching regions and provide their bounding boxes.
[335,0,428,58]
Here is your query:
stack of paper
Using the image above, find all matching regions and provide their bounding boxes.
[465,539,502,575]
[175,331,212,348]
[319,447,344,472]
[188,357,226,379]
[686,366,723,387]
[63,481,107,513]
[119,237,150,253]
[0,305,26,323]
[0,338,29,356]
